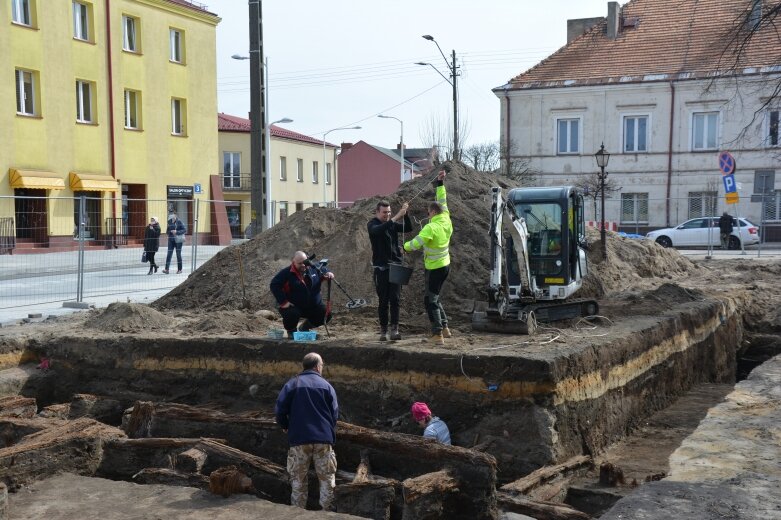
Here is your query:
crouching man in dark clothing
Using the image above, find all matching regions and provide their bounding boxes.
[275,352,339,510]
[270,251,335,339]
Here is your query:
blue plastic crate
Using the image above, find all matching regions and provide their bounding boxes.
[293,331,317,342]
[267,328,285,340]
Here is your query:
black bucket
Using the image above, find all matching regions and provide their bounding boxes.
[388,263,413,285]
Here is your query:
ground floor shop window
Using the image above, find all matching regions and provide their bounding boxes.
[14,188,47,241]
[73,191,101,239]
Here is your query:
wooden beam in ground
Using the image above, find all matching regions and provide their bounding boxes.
[497,491,592,520]
[501,455,592,495]
[132,467,210,489]
[0,396,36,419]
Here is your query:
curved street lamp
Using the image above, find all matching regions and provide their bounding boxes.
[594,143,611,260]
[378,115,404,184]
[418,34,459,161]
[323,126,361,206]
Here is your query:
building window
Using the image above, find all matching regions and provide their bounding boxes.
[296,159,303,182]
[767,110,779,147]
[295,202,304,212]
[279,201,288,221]
[223,152,240,189]
[312,161,319,184]
[76,80,94,123]
[171,98,186,135]
[763,190,781,222]
[169,28,184,63]
[124,90,140,129]
[12,0,32,26]
[279,156,287,181]
[623,115,648,152]
[620,193,649,224]
[692,112,718,151]
[687,191,717,219]
[557,118,579,154]
[15,69,36,116]
[326,163,332,185]
[72,1,90,41]
[122,15,138,52]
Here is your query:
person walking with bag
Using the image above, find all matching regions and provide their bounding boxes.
[163,211,186,274]
[404,169,453,346]
[143,217,161,274]
[275,352,339,511]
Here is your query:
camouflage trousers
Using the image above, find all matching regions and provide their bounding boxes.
[286,443,337,510]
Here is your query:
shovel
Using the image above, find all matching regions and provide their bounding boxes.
[236,248,251,309]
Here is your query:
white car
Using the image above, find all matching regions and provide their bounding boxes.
[646,217,760,249]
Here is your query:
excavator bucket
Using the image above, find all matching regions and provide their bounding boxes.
[471,307,537,335]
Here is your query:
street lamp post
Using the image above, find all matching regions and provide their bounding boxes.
[378,115,404,184]
[594,143,611,261]
[418,34,459,161]
[322,126,361,206]
[246,0,265,235]
[409,158,428,177]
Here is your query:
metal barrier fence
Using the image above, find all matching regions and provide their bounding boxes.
[0,195,245,310]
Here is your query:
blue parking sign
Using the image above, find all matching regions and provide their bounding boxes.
[722,174,736,194]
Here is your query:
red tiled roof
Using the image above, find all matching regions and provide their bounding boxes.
[503,0,781,90]
[165,0,218,17]
[217,113,336,147]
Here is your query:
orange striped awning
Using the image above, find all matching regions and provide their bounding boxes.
[8,168,65,190]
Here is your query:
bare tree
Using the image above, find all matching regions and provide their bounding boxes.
[499,139,540,185]
[462,141,500,172]
[575,173,621,220]
[418,110,471,162]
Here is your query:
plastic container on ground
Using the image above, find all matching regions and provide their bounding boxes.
[293,331,317,342]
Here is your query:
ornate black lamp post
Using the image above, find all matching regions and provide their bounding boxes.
[594,143,611,260]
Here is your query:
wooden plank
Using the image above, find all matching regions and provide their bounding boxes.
[501,455,592,495]
[497,491,592,520]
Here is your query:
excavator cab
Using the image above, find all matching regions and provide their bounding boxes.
[472,186,596,335]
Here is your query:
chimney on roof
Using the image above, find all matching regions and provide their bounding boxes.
[567,17,603,43]
[341,142,353,151]
[396,143,405,151]
[607,1,620,39]
[748,0,762,29]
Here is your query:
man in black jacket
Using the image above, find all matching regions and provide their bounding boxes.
[270,251,335,338]
[368,201,411,341]
[718,211,734,249]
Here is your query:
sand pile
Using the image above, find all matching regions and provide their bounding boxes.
[154,162,700,326]
[85,302,170,333]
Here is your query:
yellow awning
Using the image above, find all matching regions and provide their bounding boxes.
[69,172,119,192]
[8,168,65,190]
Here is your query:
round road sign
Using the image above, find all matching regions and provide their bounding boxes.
[718,151,736,175]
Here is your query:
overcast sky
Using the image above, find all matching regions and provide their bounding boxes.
[208,0,613,150]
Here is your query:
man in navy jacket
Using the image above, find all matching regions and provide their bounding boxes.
[275,352,339,510]
[270,251,335,338]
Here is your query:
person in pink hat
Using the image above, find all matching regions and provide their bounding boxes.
[410,401,451,445]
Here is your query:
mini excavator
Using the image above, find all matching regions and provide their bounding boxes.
[471,186,599,334]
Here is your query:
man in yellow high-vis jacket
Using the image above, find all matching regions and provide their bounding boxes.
[404,169,453,345]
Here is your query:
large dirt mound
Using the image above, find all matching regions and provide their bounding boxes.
[85,302,170,333]
[154,163,698,326]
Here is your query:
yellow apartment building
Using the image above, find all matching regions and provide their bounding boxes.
[218,113,339,236]
[1,0,220,251]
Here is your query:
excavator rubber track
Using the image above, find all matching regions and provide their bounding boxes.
[471,299,599,335]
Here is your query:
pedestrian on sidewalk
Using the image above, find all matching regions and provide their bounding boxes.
[368,200,411,341]
[163,212,186,274]
[411,401,451,445]
[143,217,161,274]
[275,352,339,511]
[719,211,734,250]
[404,168,453,345]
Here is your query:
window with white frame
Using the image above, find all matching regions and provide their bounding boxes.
[15,69,36,116]
[326,163,332,185]
[557,118,580,154]
[279,201,288,221]
[76,80,94,123]
[623,115,648,152]
[171,98,186,135]
[692,112,718,151]
[223,152,240,188]
[72,1,89,41]
[122,15,138,52]
[296,159,303,182]
[768,109,779,147]
[169,28,184,63]
[279,156,287,181]
[124,90,140,129]
[687,191,717,219]
[620,193,649,224]
[312,161,319,184]
[12,0,32,26]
